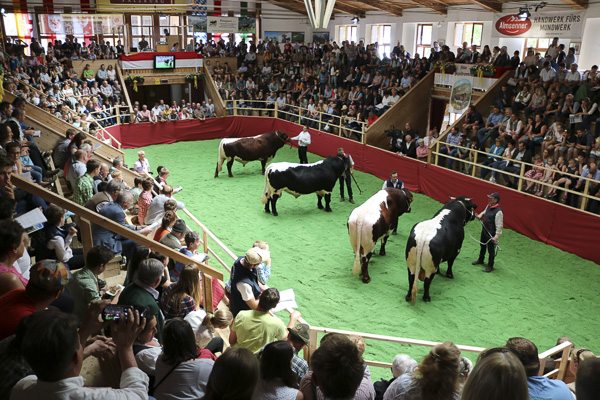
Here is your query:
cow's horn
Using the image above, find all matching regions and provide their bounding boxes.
[465,198,472,201]
[450,196,456,200]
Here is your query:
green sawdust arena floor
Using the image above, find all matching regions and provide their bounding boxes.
[124,140,599,382]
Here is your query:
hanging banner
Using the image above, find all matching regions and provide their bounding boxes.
[449,78,472,114]
[207,16,238,33]
[39,14,124,36]
[493,10,585,39]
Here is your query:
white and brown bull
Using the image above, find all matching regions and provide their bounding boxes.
[348,188,413,283]
[215,130,290,177]
[405,197,477,303]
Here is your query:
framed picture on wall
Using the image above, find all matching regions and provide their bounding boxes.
[313,31,330,44]
[569,42,581,55]
[292,32,305,43]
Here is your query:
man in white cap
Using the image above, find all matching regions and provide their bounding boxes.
[472,192,503,272]
[229,248,264,317]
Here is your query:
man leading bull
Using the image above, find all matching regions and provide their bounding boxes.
[337,147,355,204]
[472,192,503,273]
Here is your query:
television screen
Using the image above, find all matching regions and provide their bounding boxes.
[154,55,175,69]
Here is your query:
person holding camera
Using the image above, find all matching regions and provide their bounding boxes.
[10,301,149,399]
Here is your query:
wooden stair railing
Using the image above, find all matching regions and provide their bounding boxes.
[366,70,436,150]
[12,174,223,312]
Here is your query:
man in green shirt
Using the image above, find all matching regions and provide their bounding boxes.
[229,288,300,354]
[73,159,100,206]
[67,245,116,321]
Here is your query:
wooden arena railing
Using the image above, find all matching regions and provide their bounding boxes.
[223,99,367,143]
[11,174,223,312]
[538,341,573,381]
[429,142,599,212]
[305,326,572,382]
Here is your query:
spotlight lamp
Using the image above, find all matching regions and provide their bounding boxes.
[518,6,531,20]
[351,16,359,24]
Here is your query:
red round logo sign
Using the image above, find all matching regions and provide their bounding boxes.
[495,15,532,36]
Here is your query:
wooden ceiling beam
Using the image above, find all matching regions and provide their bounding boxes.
[403,0,447,14]
[346,0,404,16]
[559,0,588,9]
[470,0,503,12]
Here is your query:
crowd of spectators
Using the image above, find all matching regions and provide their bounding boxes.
[421,38,600,211]
[2,39,126,136]
[1,36,600,400]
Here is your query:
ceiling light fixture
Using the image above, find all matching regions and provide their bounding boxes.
[518,6,531,20]
[351,16,359,24]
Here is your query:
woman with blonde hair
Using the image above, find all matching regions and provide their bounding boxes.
[161,263,203,320]
[567,347,596,394]
[461,347,528,400]
[384,341,461,400]
[185,308,233,355]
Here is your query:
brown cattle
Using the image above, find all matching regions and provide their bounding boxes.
[215,130,290,177]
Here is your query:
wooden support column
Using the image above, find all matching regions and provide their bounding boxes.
[78,218,94,258]
[201,272,214,313]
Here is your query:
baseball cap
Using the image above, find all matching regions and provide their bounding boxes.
[487,192,500,201]
[287,323,310,346]
[29,260,71,290]
[244,248,262,265]
[172,219,188,233]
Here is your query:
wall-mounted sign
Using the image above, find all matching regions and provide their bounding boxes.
[493,10,585,39]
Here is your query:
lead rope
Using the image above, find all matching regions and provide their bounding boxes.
[466,219,503,255]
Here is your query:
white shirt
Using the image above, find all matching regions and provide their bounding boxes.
[133,158,149,174]
[47,232,75,263]
[291,131,311,147]
[144,194,185,225]
[539,68,556,82]
[10,367,149,400]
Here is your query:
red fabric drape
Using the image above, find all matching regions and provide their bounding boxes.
[107,117,600,264]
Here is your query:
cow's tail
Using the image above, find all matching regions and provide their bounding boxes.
[411,242,423,305]
[260,167,271,205]
[216,140,225,172]
[351,217,363,276]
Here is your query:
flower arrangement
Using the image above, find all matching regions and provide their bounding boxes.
[470,65,497,77]
[185,73,203,89]
[434,62,456,73]
[124,75,144,92]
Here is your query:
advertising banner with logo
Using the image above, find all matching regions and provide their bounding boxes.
[493,11,585,39]
[207,16,238,33]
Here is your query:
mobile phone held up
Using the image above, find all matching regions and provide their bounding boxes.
[101,305,130,321]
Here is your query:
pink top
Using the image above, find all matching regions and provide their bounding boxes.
[0,263,29,288]
[416,145,429,158]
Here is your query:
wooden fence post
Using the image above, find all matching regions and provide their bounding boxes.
[581,179,590,211]
[517,163,526,192]
[471,151,478,178]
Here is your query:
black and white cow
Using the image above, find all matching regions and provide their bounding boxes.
[261,156,346,216]
[348,188,413,284]
[215,130,290,177]
[405,197,477,303]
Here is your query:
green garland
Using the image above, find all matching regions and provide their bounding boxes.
[470,65,497,76]
[125,75,145,83]
[434,62,456,73]
[185,73,204,82]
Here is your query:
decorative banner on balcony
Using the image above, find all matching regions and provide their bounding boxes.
[449,78,472,114]
[207,16,238,33]
[493,11,585,39]
[39,14,124,36]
